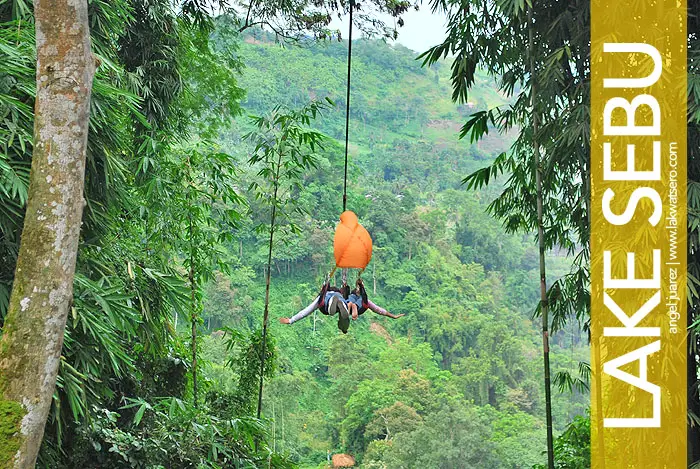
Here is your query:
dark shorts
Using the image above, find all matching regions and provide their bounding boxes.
[348,293,363,309]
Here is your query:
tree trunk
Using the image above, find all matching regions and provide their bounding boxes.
[372,261,377,295]
[0,1,95,467]
[280,401,285,450]
[257,152,283,421]
[188,212,198,407]
[529,7,555,469]
[272,401,276,452]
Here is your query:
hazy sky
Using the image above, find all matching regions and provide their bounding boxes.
[393,8,448,52]
[330,7,448,54]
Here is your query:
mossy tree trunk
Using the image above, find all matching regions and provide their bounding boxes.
[0,0,95,467]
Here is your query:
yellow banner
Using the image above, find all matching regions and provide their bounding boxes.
[590,0,687,467]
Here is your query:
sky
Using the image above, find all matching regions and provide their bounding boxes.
[329,7,448,53]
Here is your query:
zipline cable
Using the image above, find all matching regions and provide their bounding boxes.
[256,1,356,431]
[342,0,353,212]
[339,0,354,292]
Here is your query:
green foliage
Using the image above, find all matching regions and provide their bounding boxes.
[48,398,294,469]
[244,100,331,419]
[424,0,590,337]
[534,414,590,469]
[221,327,278,414]
[233,0,416,41]
[422,5,592,466]
[0,1,288,467]
[380,401,500,468]
[553,362,591,395]
[245,101,331,241]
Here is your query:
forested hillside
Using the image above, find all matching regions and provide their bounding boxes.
[197,30,590,468]
[0,4,591,467]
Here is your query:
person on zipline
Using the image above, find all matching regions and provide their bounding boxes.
[279,279,403,333]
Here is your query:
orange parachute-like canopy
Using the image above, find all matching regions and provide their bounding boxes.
[333,211,373,269]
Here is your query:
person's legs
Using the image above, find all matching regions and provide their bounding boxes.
[335,296,350,333]
[349,302,358,320]
[324,291,350,333]
[325,292,343,315]
[324,292,334,314]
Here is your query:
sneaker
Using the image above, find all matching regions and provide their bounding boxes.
[337,300,350,334]
[337,299,349,320]
[327,295,339,315]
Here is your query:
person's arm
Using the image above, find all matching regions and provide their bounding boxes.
[280,296,320,324]
[367,299,404,319]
